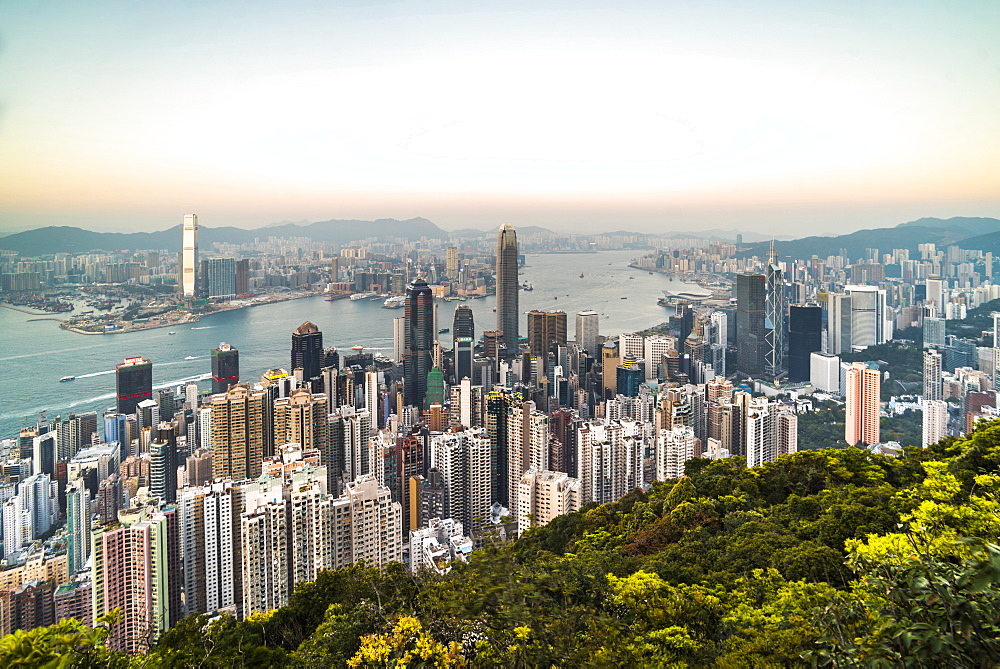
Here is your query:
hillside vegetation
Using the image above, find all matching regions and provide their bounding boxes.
[6,424,1000,667]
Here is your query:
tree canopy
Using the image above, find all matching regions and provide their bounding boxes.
[8,422,1000,667]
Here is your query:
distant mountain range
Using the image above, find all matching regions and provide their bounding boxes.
[0,217,448,256]
[740,217,1000,260]
[2,215,999,257]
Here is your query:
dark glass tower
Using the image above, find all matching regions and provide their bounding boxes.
[616,364,643,398]
[495,225,519,358]
[211,342,240,394]
[150,423,177,504]
[788,304,822,382]
[453,305,475,383]
[116,356,152,415]
[736,273,766,379]
[291,321,323,382]
[403,278,435,408]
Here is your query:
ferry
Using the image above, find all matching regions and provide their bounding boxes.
[382,295,406,309]
[350,292,376,301]
[60,376,76,382]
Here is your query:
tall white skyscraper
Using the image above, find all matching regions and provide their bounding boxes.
[845,285,889,351]
[182,214,198,299]
[926,276,944,315]
[575,311,600,354]
[923,349,943,401]
[393,316,405,362]
[922,399,948,447]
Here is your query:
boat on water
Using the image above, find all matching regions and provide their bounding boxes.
[60,376,75,382]
[168,331,176,335]
[579,272,584,278]
[184,355,197,360]
[350,292,376,301]
[382,295,405,309]
[620,296,628,299]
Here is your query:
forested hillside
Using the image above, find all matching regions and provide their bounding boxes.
[6,425,1000,667]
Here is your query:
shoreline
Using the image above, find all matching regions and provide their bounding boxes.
[58,290,326,336]
[0,303,58,317]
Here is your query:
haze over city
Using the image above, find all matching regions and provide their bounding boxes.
[2,0,999,236]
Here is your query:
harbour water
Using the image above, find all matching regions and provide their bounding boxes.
[0,249,698,437]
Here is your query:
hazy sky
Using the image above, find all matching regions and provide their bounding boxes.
[2,0,998,236]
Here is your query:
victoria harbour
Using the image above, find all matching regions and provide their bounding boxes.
[0,249,687,435]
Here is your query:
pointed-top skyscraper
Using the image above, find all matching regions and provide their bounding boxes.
[404,278,435,408]
[764,240,784,378]
[496,225,519,359]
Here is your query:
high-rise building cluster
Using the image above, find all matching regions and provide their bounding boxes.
[10,220,1000,648]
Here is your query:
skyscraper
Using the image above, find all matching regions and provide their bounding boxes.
[923,348,943,401]
[211,343,240,395]
[495,225,519,358]
[116,356,152,416]
[516,469,581,537]
[922,399,948,447]
[330,475,403,569]
[844,361,880,446]
[445,246,460,279]
[486,389,522,506]
[181,214,198,299]
[575,310,600,354]
[453,305,475,383]
[430,429,492,533]
[845,285,889,350]
[149,423,178,504]
[204,257,237,299]
[403,278,435,408]
[209,383,265,481]
[736,273,766,379]
[92,506,181,652]
[764,243,784,378]
[273,388,330,463]
[788,304,822,382]
[527,310,567,361]
[291,321,323,383]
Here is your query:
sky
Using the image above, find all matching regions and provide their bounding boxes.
[1,0,999,237]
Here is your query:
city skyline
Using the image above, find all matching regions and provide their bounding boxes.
[2,1,999,236]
